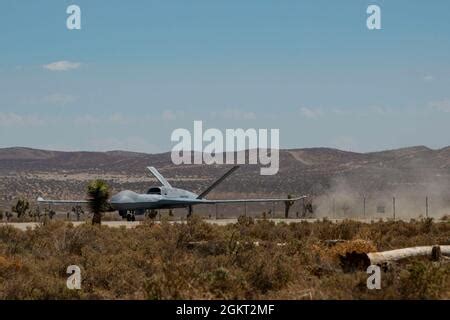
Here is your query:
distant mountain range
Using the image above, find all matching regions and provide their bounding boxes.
[0,146,449,208]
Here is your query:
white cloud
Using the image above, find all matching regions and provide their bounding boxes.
[299,107,323,119]
[0,113,46,127]
[423,75,434,82]
[161,110,185,121]
[429,99,450,113]
[368,105,393,115]
[43,93,77,106]
[20,93,76,106]
[331,108,346,115]
[73,113,159,126]
[299,105,396,118]
[210,108,256,120]
[73,114,99,126]
[108,113,132,125]
[73,113,162,126]
[43,60,81,71]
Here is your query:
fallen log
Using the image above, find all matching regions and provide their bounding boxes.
[367,245,450,265]
[340,245,450,272]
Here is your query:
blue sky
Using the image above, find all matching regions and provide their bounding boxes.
[0,0,449,153]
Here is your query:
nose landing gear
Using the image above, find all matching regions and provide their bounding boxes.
[120,210,136,221]
[187,205,193,219]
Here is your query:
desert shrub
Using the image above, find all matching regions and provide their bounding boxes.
[419,217,434,234]
[243,247,293,294]
[288,221,313,241]
[203,266,248,299]
[308,219,364,241]
[175,216,216,246]
[0,219,448,299]
[397,260,449,299]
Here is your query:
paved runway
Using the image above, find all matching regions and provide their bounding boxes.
[0,217,420,231]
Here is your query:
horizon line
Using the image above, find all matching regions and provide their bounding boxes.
[0,144,448,156]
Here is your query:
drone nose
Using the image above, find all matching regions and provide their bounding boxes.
[111,193,127,204]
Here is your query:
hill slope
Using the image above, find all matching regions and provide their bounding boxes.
[0,146,449,212]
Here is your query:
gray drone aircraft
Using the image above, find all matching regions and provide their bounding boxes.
[38,166,306,221]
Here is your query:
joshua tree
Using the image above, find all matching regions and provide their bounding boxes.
[147,209,158,220]
[72,205,84,221]
[302,197,314,218]
[29,206,41,221]
[5,211,13,222]
[87,180,110,225]
[11,198,30,219]
[48,209,56,220]
[284,194,295,218]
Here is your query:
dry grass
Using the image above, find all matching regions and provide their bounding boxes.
[0,217,448,299]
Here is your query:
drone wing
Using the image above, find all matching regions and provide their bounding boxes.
[37,197,89,205]
[197,166,240,199]
[146,166,173,188]
[207,195,308,204]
